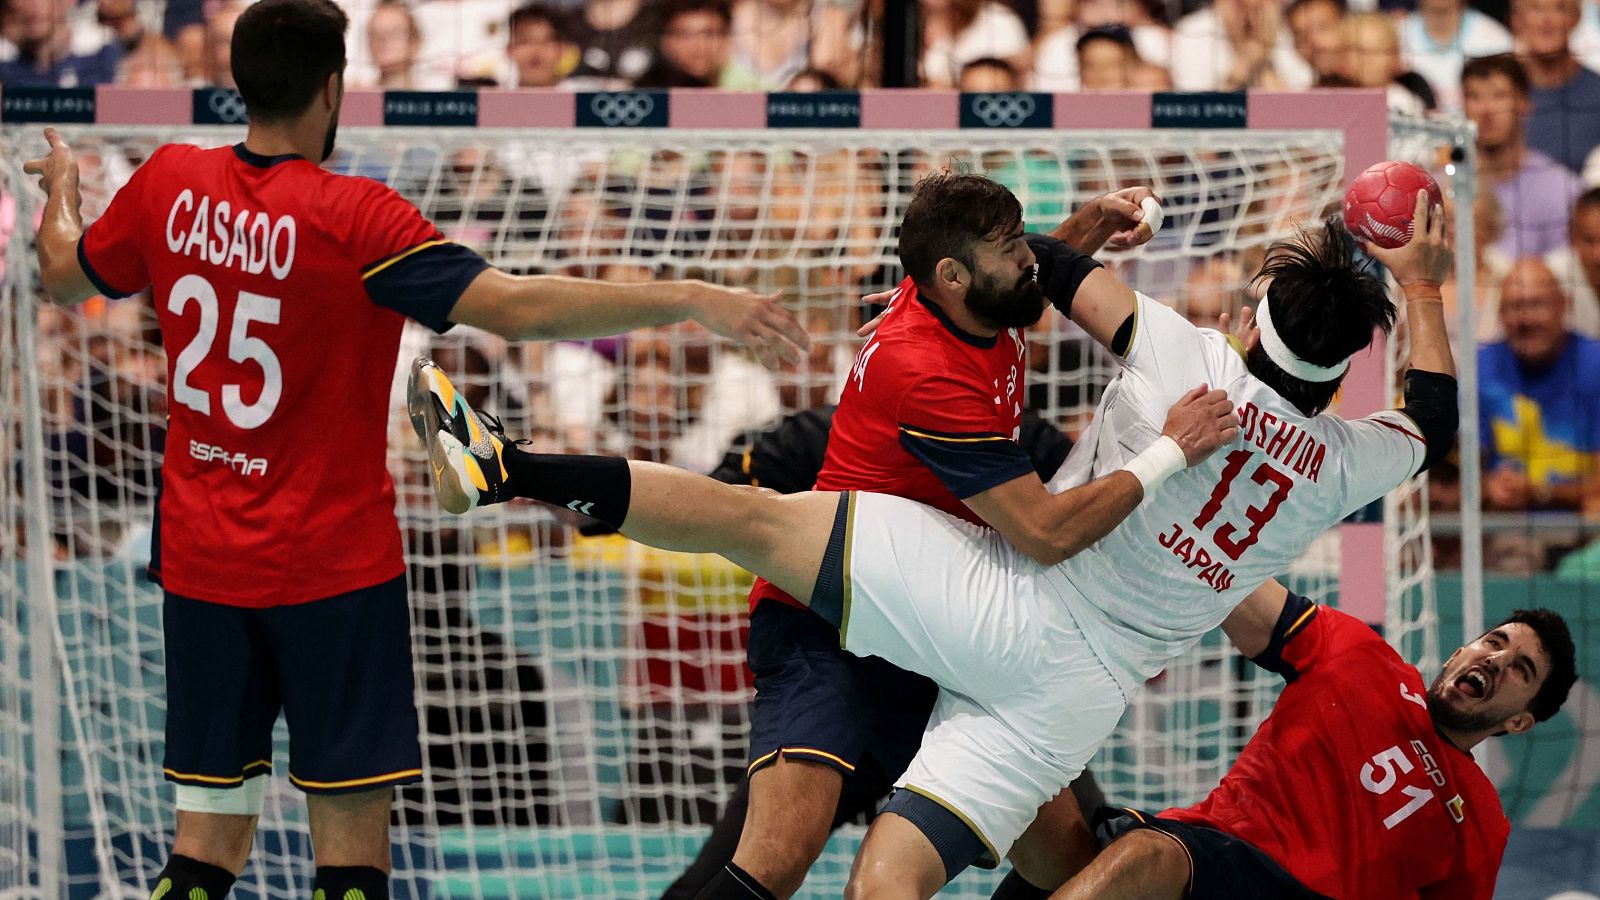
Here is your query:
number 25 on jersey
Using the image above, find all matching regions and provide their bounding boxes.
[167,273,282,429]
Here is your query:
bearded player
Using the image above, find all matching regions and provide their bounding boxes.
[23,0,807,896]
[1050,579,1576,900]
[412,189,1457,899]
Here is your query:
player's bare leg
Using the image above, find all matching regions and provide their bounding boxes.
[170,811,257,874]
[307,788,394,871]
[1004,790,1099,892]
[1046,829,1188,900]
[844,813,950,900]
[734,757,847,897]
[410,358,838,605]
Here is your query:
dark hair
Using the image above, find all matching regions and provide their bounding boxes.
[510,2,564,36]
[1075,25,1136,56]
[1493,609,1578,723]
[1575,185,1600,217]
[1245,219,1395,416]
[1461,53,1529,96]
[898,172,1023,289]
[660,0,733,30]
[232,0,347,122]
[960,56,1018,77]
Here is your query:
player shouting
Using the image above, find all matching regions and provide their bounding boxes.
[1051,580,1576,900]
[23,0,806,896]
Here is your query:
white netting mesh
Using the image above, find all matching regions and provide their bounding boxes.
[0,122,1449,898]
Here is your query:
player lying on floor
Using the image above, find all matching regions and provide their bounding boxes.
[409,192,1456,899]
[1050,580,1576,900]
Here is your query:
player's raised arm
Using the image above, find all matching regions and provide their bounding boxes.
[24,128,100,306]
[1364,191,1459,472]
[1025,189,1162,353]
[447,268,809,370]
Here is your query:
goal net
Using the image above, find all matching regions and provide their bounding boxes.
[0,100,1467,898]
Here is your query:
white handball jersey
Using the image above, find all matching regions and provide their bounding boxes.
[1046,293,1427,694]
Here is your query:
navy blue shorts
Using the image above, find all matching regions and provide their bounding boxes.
[746,599,937,779]
[1094,808,1331,900]
[162,575,423,795]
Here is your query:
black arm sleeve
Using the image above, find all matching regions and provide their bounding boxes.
[1018,408,1073,479]
[709,407,835,492]
[1399,369,1458,473]
[1023,232,1103,319]
[1247,591,1320,683]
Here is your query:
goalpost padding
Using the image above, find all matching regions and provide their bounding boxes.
[0,87,1466,899]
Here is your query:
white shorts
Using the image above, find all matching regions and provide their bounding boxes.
[837,492,1128,863]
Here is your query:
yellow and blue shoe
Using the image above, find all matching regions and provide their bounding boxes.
[407,357,515,514]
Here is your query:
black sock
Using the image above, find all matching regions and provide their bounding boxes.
[501,446,632,529]
[990,869,1052,900]
[151,854,236,900]
[695,862,777,900]
[312,865,389,900]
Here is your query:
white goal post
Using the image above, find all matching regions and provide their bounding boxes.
[0,86,1475,898]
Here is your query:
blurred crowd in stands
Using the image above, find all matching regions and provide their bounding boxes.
[7,0,1600,575]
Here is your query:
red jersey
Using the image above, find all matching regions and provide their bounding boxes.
[79,143,487,607]
[749,276,1033,611]
[1163,602,1509,900]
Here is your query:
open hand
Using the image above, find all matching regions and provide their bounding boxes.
[1364,189,1454,289]
[691,284,811,370]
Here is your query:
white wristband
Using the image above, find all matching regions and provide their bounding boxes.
[1121,435,1187,494]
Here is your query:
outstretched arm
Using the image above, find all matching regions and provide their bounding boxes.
[24,128,98,306]
[449,268,810,370]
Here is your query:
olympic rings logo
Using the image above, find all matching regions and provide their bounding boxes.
[969,93,1036,127]
[207,89,248,124]
[589,92,657,127]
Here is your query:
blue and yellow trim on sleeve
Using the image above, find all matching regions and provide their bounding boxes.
[897,424,1036,499]
[360,239,490,334]
[1248,592,1320,682]
[75,231,141,299]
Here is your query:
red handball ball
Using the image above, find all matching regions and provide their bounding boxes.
[1343,161,1444,249]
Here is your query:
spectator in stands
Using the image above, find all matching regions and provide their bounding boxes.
[507,3,573,88]
[1464,54,1583,257]
[1479,257,1600,518]
[636,0,760,88]
[1547,187,1600,336]
[1340,12,1437,113]
[413,0,517,88]
[1286,0,1344,83]
[1399,0,1513,111]
[919,0,1032,88]
[731,0,813,89]
[117,34,184,86]
[1031,0,1172,92]
[1170,0,1313,90]
[1076,24,1140,89]
[809,0,872,88]
[1442,186,1513,342]
[1514,0,1600,174]
[94,0,146,53]
[0,0,122,86]
[566,0,653,86]
[202,0,244,87]
[363,2,444,89]
[957,54,1021,90]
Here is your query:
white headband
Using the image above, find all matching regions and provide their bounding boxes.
[1255,294,1351,383]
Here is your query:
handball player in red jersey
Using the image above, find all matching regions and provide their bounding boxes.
[1051,579,1576,900]
[23,0,806,895]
